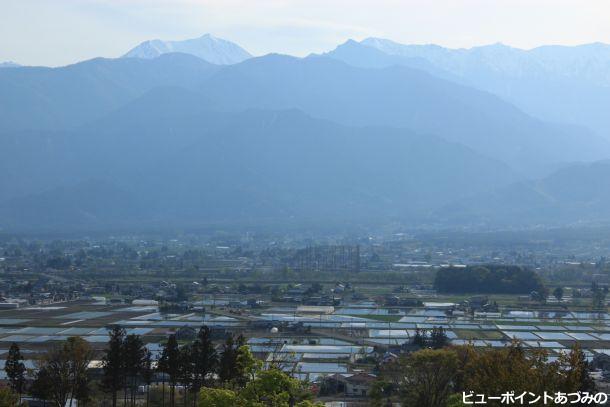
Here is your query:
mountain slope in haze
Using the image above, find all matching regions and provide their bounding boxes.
[199,54,609,176]
[0,53,219,132]
[326,38,610,138]
[0,62,20,68]
[2,51,604,177]
[317,39,459,82]
[0,87,519,231]
[435,160,610,226]
[0,179,147,230]
[123,34,252,64]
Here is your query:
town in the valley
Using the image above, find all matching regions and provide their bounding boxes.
[1,229,610,405]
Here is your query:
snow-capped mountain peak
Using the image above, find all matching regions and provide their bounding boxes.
[123,33,252,65]
[358,37,610,81]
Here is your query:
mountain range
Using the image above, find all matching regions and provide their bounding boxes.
[2,34,610,231]
[196,54,608,175]
[123,34,251,65]
[325,38,610,140]
[0,87,520,230]
[0,53,218,132]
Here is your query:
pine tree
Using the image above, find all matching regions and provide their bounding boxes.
[192,326,217,396]
[158,334,181,407]
[178,345,193,407]
[141,349,154,407]
[124,334,147,406]
[101,326,126,407]
[218,335,236,384]
[5,343,26,401]
[218,334,245,384]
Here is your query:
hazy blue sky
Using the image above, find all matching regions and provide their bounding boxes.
[2,0,610,66]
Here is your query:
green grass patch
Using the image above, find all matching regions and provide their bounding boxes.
[454,329,505,340]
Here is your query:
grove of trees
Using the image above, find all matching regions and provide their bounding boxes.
[1,327,598,407]
[2,326,321,407]
[373,341,594,407]
[434,265,545,294]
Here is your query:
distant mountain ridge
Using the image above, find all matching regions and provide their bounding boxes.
[2,38,610,230]
[326,38,610,139]
[0,53,218,131]
[359,38,610,85]
[0,87,520,230]
[434,160,610,226]
[123,33,252,64]
[0,51,607,174]
[199,54,609,175]
[0,61,20,68]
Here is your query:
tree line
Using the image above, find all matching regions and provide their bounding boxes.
[4,326,596,407]
[2,326,320,407]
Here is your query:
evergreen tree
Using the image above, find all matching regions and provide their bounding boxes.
[30,367,53,406]
[218,335,241,384]
[159,334,181,407]
[4,342,26,400]
[177,345,193,407]
[101,326,126,407]
[124,334,147,406]
[141,349,154,407]
[192,326,217,395]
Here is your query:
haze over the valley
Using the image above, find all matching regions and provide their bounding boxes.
[5,5,610,406]
[2,1,610,232]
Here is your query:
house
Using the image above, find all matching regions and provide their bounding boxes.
[320,373,377,397]
[380,351,399,365]
[468,295,489,310]
[343,373,377,397]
